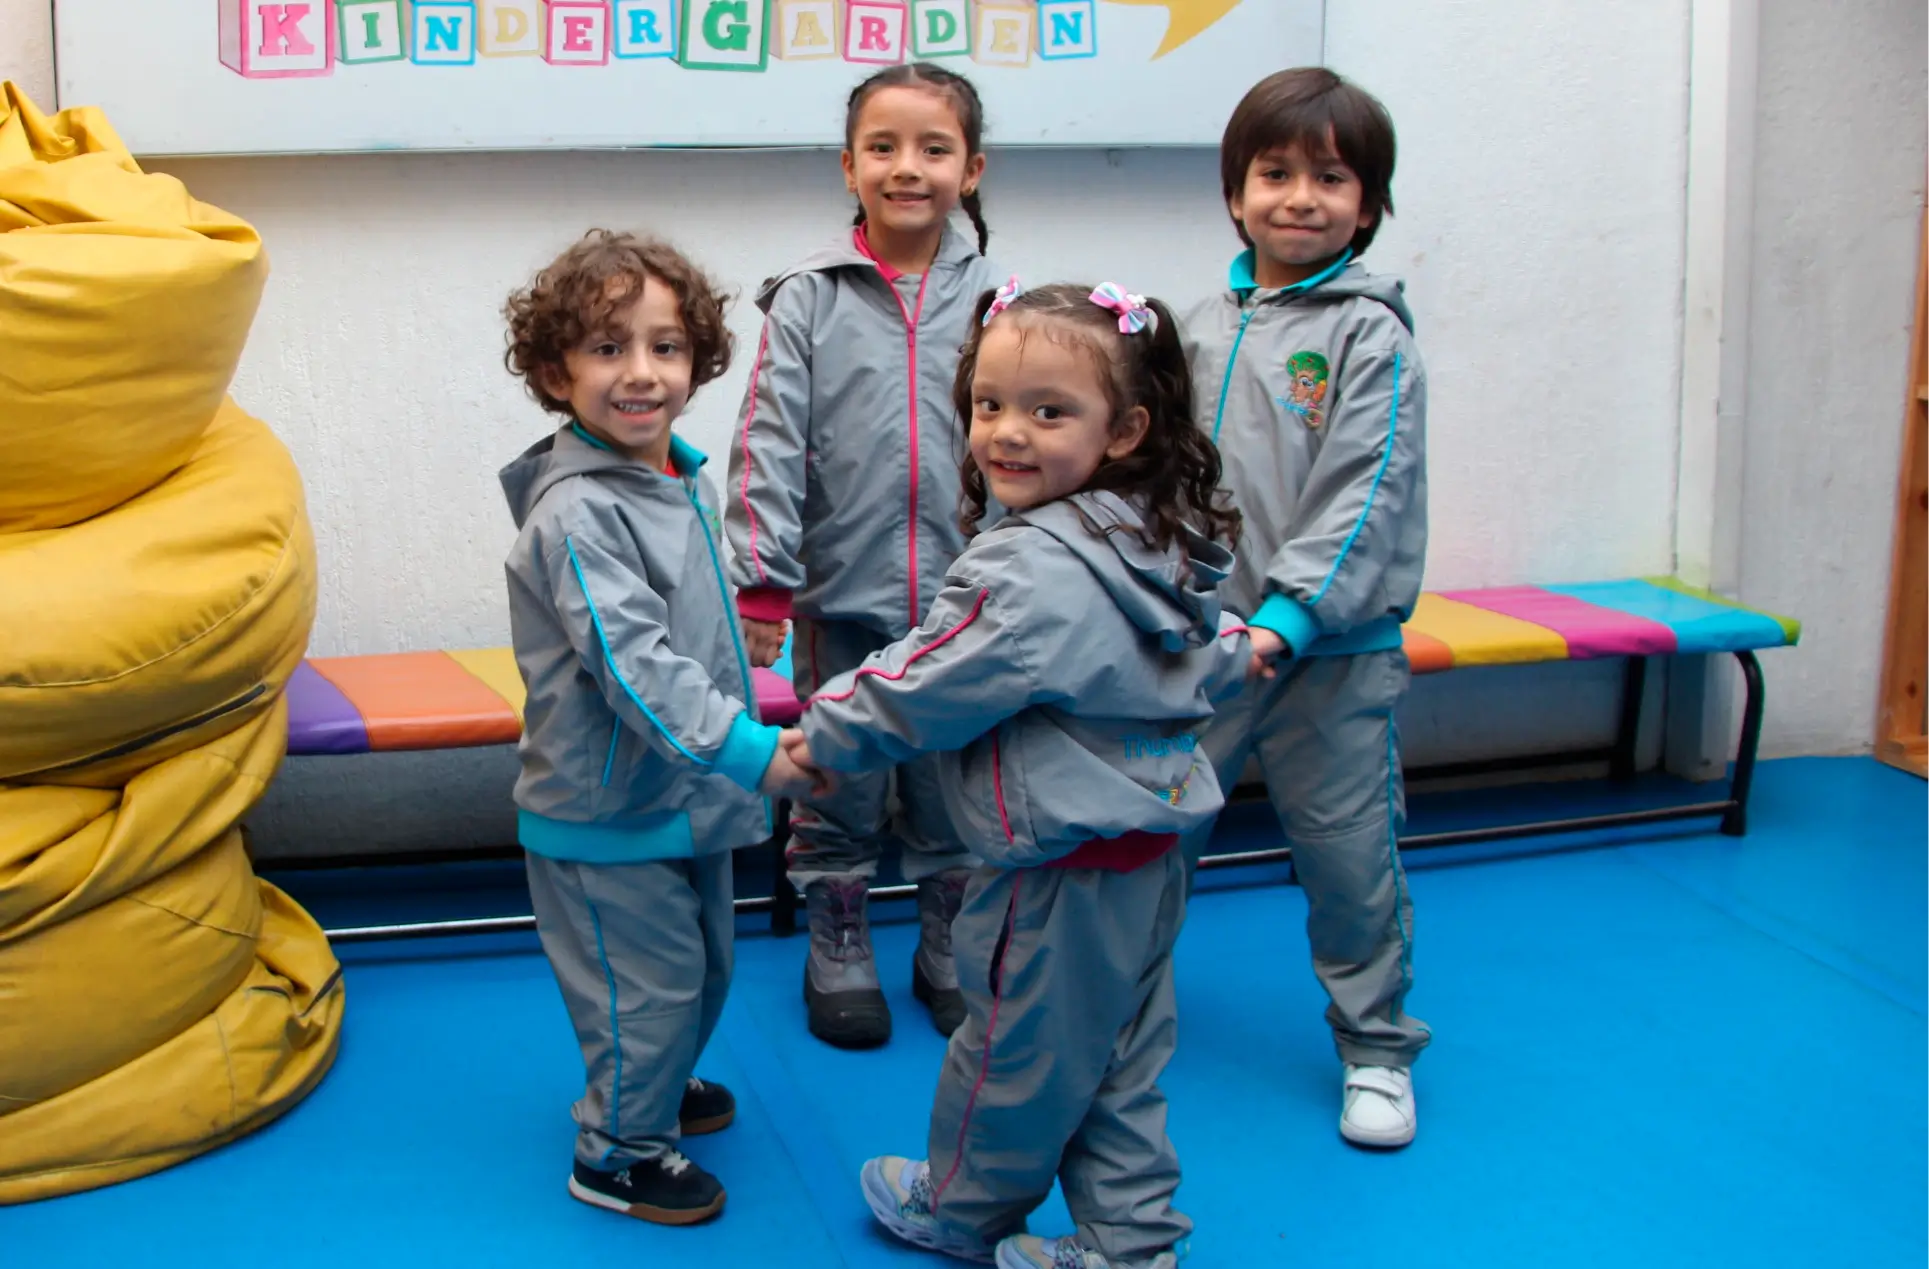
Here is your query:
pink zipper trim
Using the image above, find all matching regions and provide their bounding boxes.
[856,227,937,630]
[930,874,1021,1208]
[902,269,931,628]
[807,588,987,705]
[991,734,1015,843]
[738,321,774,586]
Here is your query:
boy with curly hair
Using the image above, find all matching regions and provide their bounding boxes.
[499,229,823,1225]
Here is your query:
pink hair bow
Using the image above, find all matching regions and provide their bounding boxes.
[983,275,1024,325]
[1089,282,1155,335]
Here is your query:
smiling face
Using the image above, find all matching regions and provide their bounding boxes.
[1231,131,1371,288]
[966,319,1149,513]
[842,84,984,260]
[540,273,692,470]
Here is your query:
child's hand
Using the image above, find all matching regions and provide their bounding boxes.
[741,618,789,669]
[763,727,834,798]
[761,744,827,798]
[1248,627,1288,681]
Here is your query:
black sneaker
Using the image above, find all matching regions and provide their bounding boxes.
[568,1154,725,1225]
[680,1076,736,1135]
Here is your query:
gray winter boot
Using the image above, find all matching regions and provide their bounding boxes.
[911,869,969,1036]
[803,876,891,1048]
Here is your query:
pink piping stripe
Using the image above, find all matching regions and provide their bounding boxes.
[738,322,774,586]
[808,588,988,705]
[991,734,1015,843]
[1220,624,1250,638]
[930,874,1021,1208]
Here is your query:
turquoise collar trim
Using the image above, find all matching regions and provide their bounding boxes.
[567,423,708,475]
[669,434,708,473]
[569,421,612,451]
[1229,247,1354,295]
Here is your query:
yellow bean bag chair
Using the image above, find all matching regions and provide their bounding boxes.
[0,398,316,785]
[0,84,343,1204]
[0,82,267,533]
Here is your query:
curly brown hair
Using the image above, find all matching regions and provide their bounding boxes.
[953,282,1242,554]
[503,229,733,417]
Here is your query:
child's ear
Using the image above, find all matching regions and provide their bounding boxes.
[962,150,986,196]
[537,363,571,405]
[1106,405,1151,460]
[841,148,858,194]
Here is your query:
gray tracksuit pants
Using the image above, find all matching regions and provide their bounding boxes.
[1186,648,1430,1067]
[526,852,734,1169]
[787,617,971,887]
[924,849,1192,1265]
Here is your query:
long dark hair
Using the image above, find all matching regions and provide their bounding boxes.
[953,283,1241,552]
[843,62,990,254]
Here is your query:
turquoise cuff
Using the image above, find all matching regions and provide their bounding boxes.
[714,711,780,792]
[1251,594,1323,657]
[518,809,694,862]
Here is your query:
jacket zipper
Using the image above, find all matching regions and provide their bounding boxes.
[1211,307,1257,444]
[879,267,934,630]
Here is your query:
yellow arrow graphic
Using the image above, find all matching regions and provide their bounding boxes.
[1103,0,1243,60]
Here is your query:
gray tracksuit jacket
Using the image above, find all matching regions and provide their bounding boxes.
[799,491,1251,868]
[501,423,777,863]
[724,225,1002,638]
[1183,250,1427,657]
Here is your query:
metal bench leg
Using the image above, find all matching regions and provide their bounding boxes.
[1720,650,1765,837]
[768,798,798,935]
[1610,655,1648,780]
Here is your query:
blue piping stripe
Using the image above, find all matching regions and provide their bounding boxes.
[601,721,621,786]
[585,896,623,1164]
[1211,310,1255,444]
[688,485,771,833]
[565,536,708,768]
[689,487,756,706]
[1310,351,1402,606]
[1384,720,1423,1033]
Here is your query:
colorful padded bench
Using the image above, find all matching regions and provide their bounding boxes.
[284,578,1798,758]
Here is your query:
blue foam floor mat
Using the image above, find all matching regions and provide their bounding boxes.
[4,757,1923,1267]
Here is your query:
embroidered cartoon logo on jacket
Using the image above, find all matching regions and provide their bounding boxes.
[1277,350,1330,428]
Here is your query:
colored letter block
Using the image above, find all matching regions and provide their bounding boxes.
[774,0,838,60]
[1035,0,1094,59]
[678,0,770,71]
[614,0,678,56]
[410,0,478,62]
[909,0,968,56]
[338,0,406,62]
[545,0,611,63]
[479,0,541,54]
[970,0,1030,67]
[219,0,337,78]
[843,0,906,64]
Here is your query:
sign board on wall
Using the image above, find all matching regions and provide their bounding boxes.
[52,1,1323,155]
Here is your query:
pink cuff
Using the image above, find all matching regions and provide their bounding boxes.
[737,588,793,624]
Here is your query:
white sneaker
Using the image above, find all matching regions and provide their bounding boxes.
[1340,1063,1416,1148]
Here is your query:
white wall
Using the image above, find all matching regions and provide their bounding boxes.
[140,3,1693,643]
[0,0,53,104]
[5,0,1920,792]
[1735,0,1925,755]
